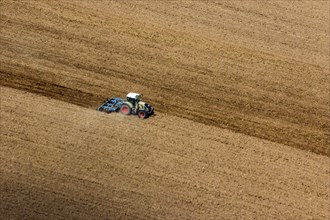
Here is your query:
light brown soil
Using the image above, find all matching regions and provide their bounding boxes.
[1,86,329,219]
[0,0,329,219]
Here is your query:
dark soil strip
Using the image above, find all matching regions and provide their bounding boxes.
[1,69,329,157]
[0,70,102,109]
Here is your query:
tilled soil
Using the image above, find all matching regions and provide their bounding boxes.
[0,0,329,219]
[1,0,329,155]
[1,86,329,219]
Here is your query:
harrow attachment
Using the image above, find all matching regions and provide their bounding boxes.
[97,98,124,113]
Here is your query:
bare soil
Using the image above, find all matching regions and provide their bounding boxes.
[1,86,329,219]
[0,1,329,219]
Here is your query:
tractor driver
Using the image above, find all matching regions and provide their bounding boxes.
[131,97,137,109]
[127,97,138,109]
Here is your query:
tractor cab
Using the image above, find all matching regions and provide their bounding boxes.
[120,92,154,119]
[126,92,142,104]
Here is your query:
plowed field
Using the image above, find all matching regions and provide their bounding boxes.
[1,1,329,219]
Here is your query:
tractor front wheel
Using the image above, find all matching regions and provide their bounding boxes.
[120,104,132,115]
[137,110,147,119]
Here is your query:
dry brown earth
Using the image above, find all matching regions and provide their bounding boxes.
[1,0,329,155]
[0,0,329,219]
[1,86,329,219]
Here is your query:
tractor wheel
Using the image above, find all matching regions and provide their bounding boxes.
[120,104,131,115]
[137,110,147,119]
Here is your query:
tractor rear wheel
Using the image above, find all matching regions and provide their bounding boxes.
[137,110,147,119]
[120,104,132,115]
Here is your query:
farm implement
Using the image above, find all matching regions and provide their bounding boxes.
[97,97,123,113]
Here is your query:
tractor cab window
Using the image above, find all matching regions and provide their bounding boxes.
[127,97,136,103]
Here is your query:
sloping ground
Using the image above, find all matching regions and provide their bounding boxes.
[1,86,329,219]
[0,1,330,219]
[1,0,329,155]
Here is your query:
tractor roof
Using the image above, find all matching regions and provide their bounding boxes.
[127,92,141,99]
